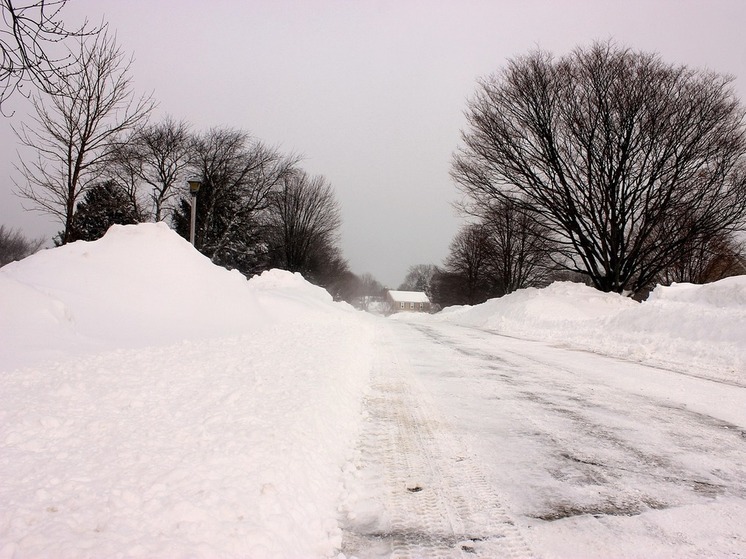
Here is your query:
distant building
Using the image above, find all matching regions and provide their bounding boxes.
[386,290,432,313]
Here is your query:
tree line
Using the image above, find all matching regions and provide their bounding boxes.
[342,42,746,310]
[2,2,357,298]
[3,6,745,304]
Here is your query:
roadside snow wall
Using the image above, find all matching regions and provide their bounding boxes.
[433,279,746,384]
[0,223,376,558]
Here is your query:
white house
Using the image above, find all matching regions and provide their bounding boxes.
[385,290,432,313]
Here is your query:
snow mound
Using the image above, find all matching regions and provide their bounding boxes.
[647,275,746,307]
[247,268,349,319]
[431,278,746,384]
[0,222,377,557]
[440,282,636,331]
[0,223,347,371]
[249,267,332,302]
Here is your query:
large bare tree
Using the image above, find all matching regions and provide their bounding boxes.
[1,0,102,108]
[453,41,746,295]
[14,31,153,244]
[482,199,555,295]
[266,170,343,277]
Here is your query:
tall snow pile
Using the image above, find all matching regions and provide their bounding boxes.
[0,223,375,558]
[433,279,746,384]
[0,222,271,370]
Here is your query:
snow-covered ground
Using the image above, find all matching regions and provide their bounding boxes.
[0,224,376,558]
[1,223,744,557]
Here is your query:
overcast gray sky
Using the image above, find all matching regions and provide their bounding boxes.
[2,0,745,287]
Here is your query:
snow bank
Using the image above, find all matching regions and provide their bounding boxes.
[248,268,354,319]
[0,320,375,559]
[0,223,376,558]
[0,223,271,369]
[431,279,746,384]
[437,281,636,327]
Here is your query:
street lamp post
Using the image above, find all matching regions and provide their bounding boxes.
[187,178,202,246]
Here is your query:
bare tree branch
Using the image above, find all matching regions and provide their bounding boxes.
[1,0,104,111]
[13,30,154,244]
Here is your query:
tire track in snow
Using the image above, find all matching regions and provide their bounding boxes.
[341,325,533,558]
[408,322,746,518]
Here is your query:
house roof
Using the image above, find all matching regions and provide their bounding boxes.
[387,290,430,303]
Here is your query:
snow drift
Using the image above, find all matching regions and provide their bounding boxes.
[429,279,746,385]
[0,223,275,369]
[0,223,375,558]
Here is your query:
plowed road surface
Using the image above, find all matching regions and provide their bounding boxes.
[341,319,746,558]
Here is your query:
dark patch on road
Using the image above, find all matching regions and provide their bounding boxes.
[532,497,669,521]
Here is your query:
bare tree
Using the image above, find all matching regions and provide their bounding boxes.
[13,31,153,244]
[0,224,44,266]
[398,264,437,297]
[441,201,555,305]
[482,199,555,295]
[172,127,297,274]
[110,116,192,222]
[105,140,144,220]
[452,41,746,295]
[266,170,343,278]
[443,224,493,304]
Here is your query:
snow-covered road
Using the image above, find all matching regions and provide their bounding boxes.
[3,225,745,557]
[341,321,533,558]
[342,319,746,558]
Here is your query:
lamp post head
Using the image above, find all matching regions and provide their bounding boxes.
[188,178,202,194]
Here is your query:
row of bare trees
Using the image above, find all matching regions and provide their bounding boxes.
[5,4,348,288]
[36,116,347,283]
[432,200,556,306]
[451,41,746,298]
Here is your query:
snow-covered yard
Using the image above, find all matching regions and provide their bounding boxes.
[1,224,744,557]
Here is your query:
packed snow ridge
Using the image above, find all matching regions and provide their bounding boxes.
[0,223,744,557]
[417,275,745,385]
